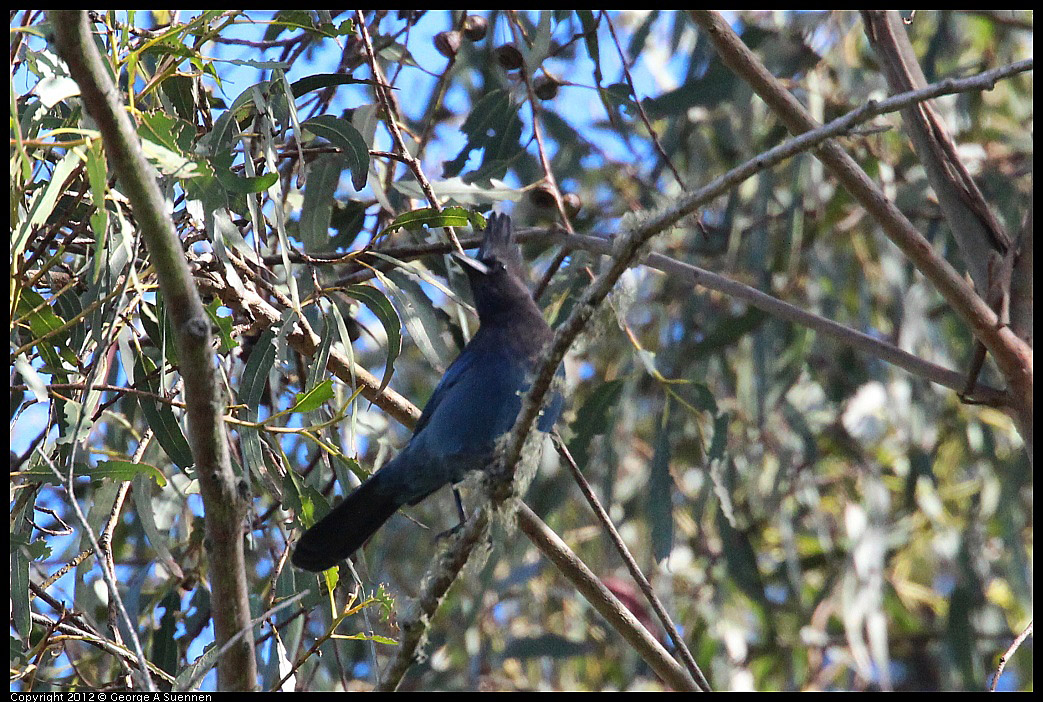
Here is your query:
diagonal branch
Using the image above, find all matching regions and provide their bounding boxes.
[861,10,1011,292]
[353,10,465,256]
[51,10,257,691]
[212,258,700,689]
[553,435,712,691]
[687,10,1031,453]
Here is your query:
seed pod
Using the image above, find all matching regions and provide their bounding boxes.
[462,15,488,41]
[534,75,560,100]
[494,43,524,71]
[563,193,582,217]
[397,10,424,24]
[529,183,557,210]
[434,30,462,59]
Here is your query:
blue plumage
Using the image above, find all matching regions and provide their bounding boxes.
[292,213,563,571]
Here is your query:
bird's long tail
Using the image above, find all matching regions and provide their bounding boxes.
[291,470,404,572]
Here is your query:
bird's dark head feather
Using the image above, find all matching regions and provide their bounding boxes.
[457,213,544,327]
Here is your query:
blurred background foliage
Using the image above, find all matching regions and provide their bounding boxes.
[10,10,1032,692]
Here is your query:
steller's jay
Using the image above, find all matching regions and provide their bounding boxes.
[292,213,562,572]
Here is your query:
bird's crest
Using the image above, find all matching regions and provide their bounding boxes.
[479,212,526,280]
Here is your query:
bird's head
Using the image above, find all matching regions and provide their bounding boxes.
[454,213,540,323]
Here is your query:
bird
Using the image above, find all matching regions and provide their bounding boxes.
[292,213,563,572]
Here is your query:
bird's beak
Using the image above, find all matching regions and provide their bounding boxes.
[452,251,489,275]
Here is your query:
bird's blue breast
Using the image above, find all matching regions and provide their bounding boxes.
[415,349,528,456]
[384,343,563,503]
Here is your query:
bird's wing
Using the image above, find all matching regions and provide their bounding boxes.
[413,341,563,437]
[411,346,482,437]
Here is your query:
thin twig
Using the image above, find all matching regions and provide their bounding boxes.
[38,451,156,691]
[353,10,465,256]
[990,619,1032,692]
[602,11,686,188]
[553,435,712,691]
[506,11,577,300]
[27,610,177,686]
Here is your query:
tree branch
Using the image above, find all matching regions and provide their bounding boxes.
[51,10,257,691]
[201,253,693,689]
[687,10,1032,454]
[861,10,1010,292]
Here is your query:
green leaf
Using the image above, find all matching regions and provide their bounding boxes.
[684,383,719,415]
[264,10,315,40]
[290,74,382,98]
[576,11,602,76]
[641,60,738,119]
[392,177,522,205]
[719,513,770,614]
[221,57,292,70]
[205,298,237,352]
[377,206,486,239]
[139,398,194,469]
[34,74,80,108]
[332,285,402,393]
[10,496,35,638]
[692,308,767,358]
[442,90,523,180]
[308,315,335,393]
[93,460,167,486]
[568,379,626,468]
[160,73,197,122]
[383,269,451,372]
[290,379,334,414]
[239,330,277,414]
[213,155,279,193]
[283,466,327,528]
[602,82,638,117]
[300,153,345,252]
[135,354,194,470]
[85,139,109,278]
[15,289,78,375]
[140,297,177,366]
[13,148,81,260]
[502,634,595,659]
[649,408,674,563]
[131,473,184,579]
[301,115,369,191]
[708,412,730,461]
[140,138,204,179]
[152,590,180,679]
[138,109,195,155]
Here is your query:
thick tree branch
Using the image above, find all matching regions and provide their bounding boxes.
[51,10,257,691]
[516,503,702,691]
[861,10,1011,292]
[687,9,1031,455]
[205,257,697,689]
